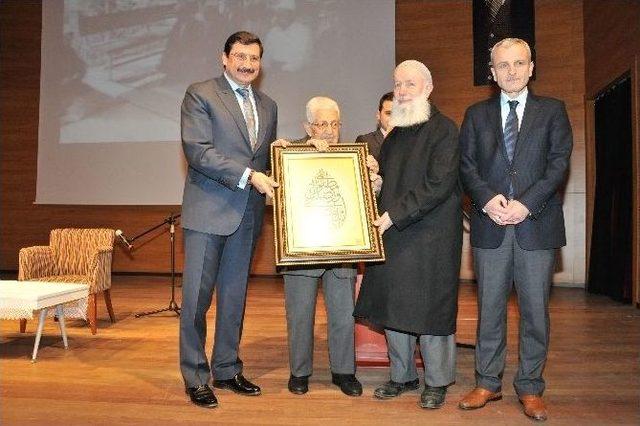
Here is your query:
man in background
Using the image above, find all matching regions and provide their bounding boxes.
[355,91,394,160]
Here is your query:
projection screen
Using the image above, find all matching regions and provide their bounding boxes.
[36,0,395,205]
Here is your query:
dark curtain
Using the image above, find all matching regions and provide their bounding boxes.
[588,75,632,302]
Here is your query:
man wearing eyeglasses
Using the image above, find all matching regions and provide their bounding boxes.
[179,31,279,409]
[273,96,379,397]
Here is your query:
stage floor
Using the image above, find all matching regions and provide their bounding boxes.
[1,275,639,425]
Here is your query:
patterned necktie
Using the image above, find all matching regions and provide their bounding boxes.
[504,100,519,162]
[487,0,505,20]
[236,88,257,150]
[504,100,519,197]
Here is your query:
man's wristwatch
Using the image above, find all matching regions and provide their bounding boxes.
[248,169,255,185]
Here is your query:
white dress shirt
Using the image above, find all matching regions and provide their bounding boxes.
[500,87,528,131]
[223,73,259,189]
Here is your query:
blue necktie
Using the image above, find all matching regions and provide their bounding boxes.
[504,100,519,197]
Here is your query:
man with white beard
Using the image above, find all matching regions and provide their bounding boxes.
[354,60,462,409]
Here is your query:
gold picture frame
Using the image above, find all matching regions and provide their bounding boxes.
[271,144,385,266]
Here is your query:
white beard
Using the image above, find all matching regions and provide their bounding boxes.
[390,96,431,127]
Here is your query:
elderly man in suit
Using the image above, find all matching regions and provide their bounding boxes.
[274,96,379,397]
[355,91,394,160]
[179,31,279,409]
[458,38,572,421]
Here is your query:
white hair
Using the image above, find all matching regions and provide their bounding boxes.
[390,60,433,127]
[395,60,433,86]
[390,96,431,127]
[305,96,340,123]
[490,37,532,64]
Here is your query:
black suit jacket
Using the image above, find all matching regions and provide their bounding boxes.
[459,92,572,250]
[355,128,384,160]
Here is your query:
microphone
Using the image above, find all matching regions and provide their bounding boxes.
[115,229,133,250]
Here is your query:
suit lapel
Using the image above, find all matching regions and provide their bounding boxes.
[514,93,541,159]
[215,76,251,147]
[254,90,269,151]
[487,96,510,164]
[375,129,384,145]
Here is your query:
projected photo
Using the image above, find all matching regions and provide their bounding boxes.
[38,0,394,204]
[52,0,356,144]
[59,0,185,143]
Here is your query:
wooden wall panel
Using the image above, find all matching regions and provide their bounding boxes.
[2,1,587,284]
[583,0,640,303]
[396,0,586,284]
[584,0,640,97]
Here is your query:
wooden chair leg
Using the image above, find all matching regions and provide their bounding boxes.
[88,293,97,335]
[103,289,116,323]
[20,319,27,333]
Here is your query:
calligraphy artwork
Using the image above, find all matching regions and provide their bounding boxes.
[271,144,385,266]
[304,169,347,230]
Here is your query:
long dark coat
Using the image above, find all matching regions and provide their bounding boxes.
[354,107,462,335]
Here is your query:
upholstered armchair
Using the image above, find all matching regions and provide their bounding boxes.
[18,228,116,334]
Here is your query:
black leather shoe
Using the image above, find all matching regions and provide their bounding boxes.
[419,385,447,409]
[288,375,309,395]
[374,379,420,399]
[185,384,218,408]
[331,373,363,397]
[212,373,261,396]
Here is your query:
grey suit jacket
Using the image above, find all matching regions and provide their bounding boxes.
[459,92,572,250]
[355,128,384,160]
[180,75,278,235]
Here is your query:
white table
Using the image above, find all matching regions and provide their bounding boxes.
[0,280,89,361]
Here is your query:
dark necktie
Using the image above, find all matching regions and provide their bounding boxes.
[504,100,519,162]
[487,0,504,20]
[236,88,257,150]
[504,99,519,197]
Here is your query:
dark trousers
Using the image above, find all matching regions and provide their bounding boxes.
[472,226,556,396]
[179,202,260,387]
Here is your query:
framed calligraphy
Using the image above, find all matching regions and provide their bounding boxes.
[271,144,385,266]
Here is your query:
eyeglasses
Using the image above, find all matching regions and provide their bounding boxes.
[311,121,341,130]
[229,52,261,64]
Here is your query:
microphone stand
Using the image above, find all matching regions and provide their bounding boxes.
[133,213,181,318]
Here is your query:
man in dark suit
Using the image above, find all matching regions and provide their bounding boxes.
[355,91,393,160]
[458,38,572,422]
[179,31,278,408]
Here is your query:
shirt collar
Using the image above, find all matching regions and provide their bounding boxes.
[224,72,252,95]
[500,87,528,107]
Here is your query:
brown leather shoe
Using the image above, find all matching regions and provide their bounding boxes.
[519,395,547,421]
[458,387,502,410]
